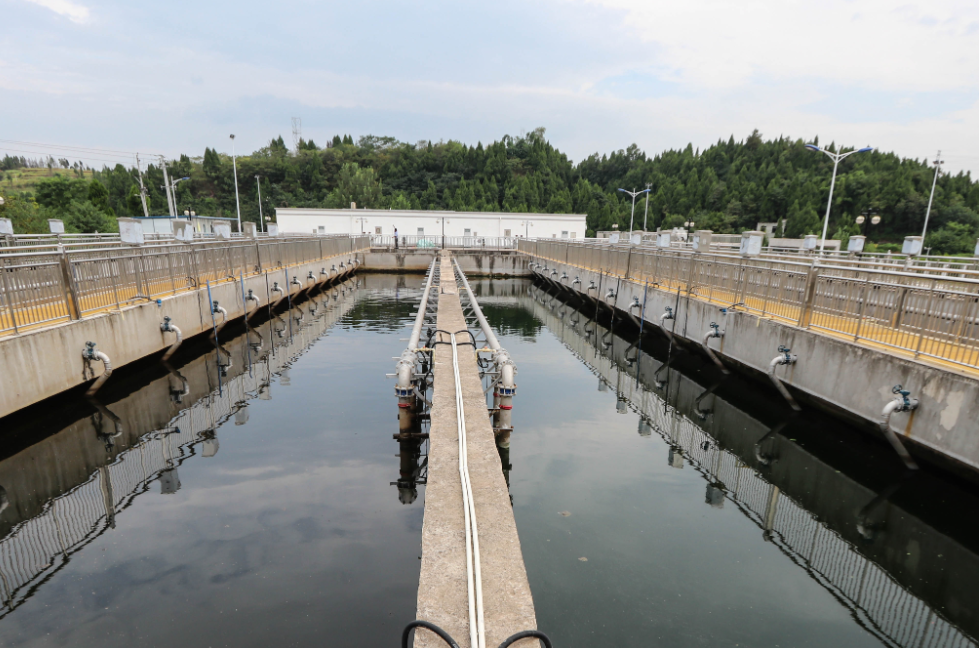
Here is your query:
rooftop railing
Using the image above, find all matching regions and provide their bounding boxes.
[370,235,517,250]
[520,238,979,371]
[0,234,369,336]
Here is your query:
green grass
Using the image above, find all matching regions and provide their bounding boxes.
[0,167,92,193]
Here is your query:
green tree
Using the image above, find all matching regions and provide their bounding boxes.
[66,200,117,233]
[88,179,113,214]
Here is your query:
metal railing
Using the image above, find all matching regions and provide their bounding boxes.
[370,235,517,250]
[0,234,369,335]
[520,238,979,371]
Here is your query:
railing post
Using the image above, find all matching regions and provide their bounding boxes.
[58,245,81,320]
[798,264,820,328]
[1,257,20,332]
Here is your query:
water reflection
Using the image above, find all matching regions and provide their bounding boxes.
[0,277,360,620]
[521,282,979,648]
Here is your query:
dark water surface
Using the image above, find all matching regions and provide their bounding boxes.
[0,275,427,648]
[0,275,977,648]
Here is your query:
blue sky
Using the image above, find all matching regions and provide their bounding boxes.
[3,0,979,174]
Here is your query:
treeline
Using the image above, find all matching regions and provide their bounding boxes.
[2,128,978,254]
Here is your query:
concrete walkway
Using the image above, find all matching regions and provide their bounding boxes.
[416,253,537,648]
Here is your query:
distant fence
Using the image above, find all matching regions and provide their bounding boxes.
[0,235,369,336]
[521,238,979,371]
[370,235,517,250]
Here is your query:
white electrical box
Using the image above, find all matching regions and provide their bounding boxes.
[803,234,818,251]
[0,218,12,235]
[117,218,145,245]
[740,231,764,256]
[902,236,923,256]
[48,219,65,234]
[656,231,672,248]
[267,223,279,237]
[692,230,712,252]
[847,235,866,253]
[608,232,620,244]
[975,239,979,257]
[630,232,642,245]
[213,219,232,239]
[173,219,193,241]
[243,222,258,238]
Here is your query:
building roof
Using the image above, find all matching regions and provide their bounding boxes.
[275,207,586,221]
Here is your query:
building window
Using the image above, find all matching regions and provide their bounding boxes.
[464,228,471,236]
[552,233,557,238]
[417,227,424,236]
[504,229,511,237]
[319,226,325,233]
[571,232,577,239]
[561,231,569,238]
[375,226,382,235]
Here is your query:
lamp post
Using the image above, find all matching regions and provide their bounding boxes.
[255,175,264,233]
[230,134,242,233]
[920,151,944,245]
[805,143,874,252]
[642,183,652,230]
[855,211,881,237]
[617,187,650,234]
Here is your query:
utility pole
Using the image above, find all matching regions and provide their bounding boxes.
[256,175,264,233]
[159,155,175,218]
[920,151,944,245]
[292,117,302,151]
[643,182,652,230]
[230,134,242,233]
[135,154,149,217]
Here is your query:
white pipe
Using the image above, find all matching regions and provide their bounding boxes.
[245,290,261,320]
[879,395,919,470]
[702,325,729,374]
[270,282,285,306]
[768,352,801,411]
[213,303,229,334]
[83,344,112,396]
[161,317,183,361]
[451,333,485,648]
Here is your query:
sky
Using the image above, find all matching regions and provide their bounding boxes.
[3,0,979,174]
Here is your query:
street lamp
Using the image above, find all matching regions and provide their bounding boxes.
[617,188,650,234]
[255,175,264,233]
[920,151,944,245]
[855,211,881,237]
[230,134,242,233]
[162,177,190,213]
[805,143,874,252]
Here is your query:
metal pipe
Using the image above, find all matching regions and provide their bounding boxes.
[768,346,801,411]
[245,289,261,320]
[395,259,438,405]
[879,385,919,470]
[270,282,285,306]
[659,307,675,342]
[212,301,228,334]
[83,341,112,396]
[702,322,729,374]
[160,316,183,361]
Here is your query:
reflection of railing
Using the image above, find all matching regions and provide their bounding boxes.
[528,289,978,648]
[521,238,979,371]
[0,283,358,616]
[371,235,517,250]
[0,234,369,335]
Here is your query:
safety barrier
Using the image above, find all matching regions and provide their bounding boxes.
[371,235,517,250]
[0,235,369,335]
[520,238,979,371]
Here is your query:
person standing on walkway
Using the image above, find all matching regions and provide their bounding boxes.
[394,226,399,249]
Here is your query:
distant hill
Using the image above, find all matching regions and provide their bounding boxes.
[2,129,977,254]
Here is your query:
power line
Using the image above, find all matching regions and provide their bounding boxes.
[0,139,146,159]
[0,146,140,167]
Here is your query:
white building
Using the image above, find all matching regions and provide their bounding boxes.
[275,208,586,239]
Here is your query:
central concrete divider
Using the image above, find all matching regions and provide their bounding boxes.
[0,247,364,419]
[364,248,531,275]
[416,253,537,648]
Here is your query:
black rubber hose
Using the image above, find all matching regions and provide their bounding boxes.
[497,630,554,648]
[402,620,461,648]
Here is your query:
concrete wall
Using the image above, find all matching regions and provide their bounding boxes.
[363,249,532,276]
[0,252,363,419]
[275,207,586,239]
[526,255,979,473]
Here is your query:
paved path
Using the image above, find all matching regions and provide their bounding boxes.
[416,252,537,648]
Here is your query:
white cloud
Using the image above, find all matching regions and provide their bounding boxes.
[572,0,979,92]
[24,0,90,23]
